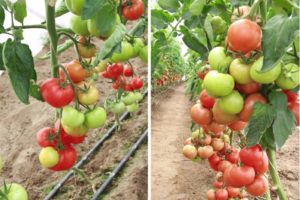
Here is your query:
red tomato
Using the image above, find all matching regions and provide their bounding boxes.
[288,102,300,125]
[227,186,240,198]
[227,19,262,54]
[191,104,213,125]
[206,121,226,134]
[236,82,261,94]
[101,70,114,79]
[36,127,57,147]
[60,60,87,83]
[212,103,238,125]
[197,68,210,80]
[225,149,239,164]
[199,134,212,145]
[123,83,134,91]
[107,63,124,79]
[224,165,255,187]
[246,175,268,196]
[213,181,224,189]
[200,89,216,108]
[122,0,144,20]
[131,77,144,89]
[228,121,247,131]
[40,78,74,108]
[215,189,228,200]
[50,145,77,171]
[208,153,222,171]
[217,160,232,172]
[283,90,298,103]
[55,121,86,145]
[239,144,269,174]
[123,64,133,77]
[239,93,267,122]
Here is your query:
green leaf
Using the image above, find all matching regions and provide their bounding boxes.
[13,0,26,23]
[94,24,126,64]
[0,5,4,25]
[245,103,276,146]
[158,0,181,12]
[260,127,276,150]
[81,0,106,20]
[0,43,4,70]
[189,0,205,16]
[262,15,300,71]
[269,91,296,148]
[93,3,116,38]
[151,9,174,29]
[29,81,43,101]
[204,16,214,50]
[2,39,35,104]
[128,19,146,37]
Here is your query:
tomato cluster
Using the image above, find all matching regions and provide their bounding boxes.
[184,5,299,199]
[155,73,180,87]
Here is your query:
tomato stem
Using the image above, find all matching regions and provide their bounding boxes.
[267,149,288,200]
[57,31,81,61]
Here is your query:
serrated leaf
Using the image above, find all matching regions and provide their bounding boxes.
[94,24,126,64]
[269,91,296,148]
[2,39,35,104]
[158,0,181,12]
[245,103,276,146]
[81,0,106,20]
[262,15,300,71]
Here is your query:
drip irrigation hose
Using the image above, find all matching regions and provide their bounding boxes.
[91,129,148,200]
[43,91,148,200]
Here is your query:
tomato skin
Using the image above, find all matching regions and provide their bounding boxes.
[77,83,100,105]
[204,71,235,97]
[182,145,197,159]
[236,82,261,94]
[215,189,228,200]
[229,59,252,84]
[213,181,224,189]
[122,0,144,20]
[84,107,107,128]
[77,43,96,59]
[198,145,214,159]
[227,187,240,197]
[39,147,59,168]
[206,121,226,134]
[227,19,262,54]
[107,63,124,79]
[111,102,126,114]
[60,60,87,83]
[36,127,57,147]
[276,63,300,89]
[60,129,85,144]
[228,120,247,131]
[50,145,77,171]
[62,106,85,128]
[69,14,89,36]
[283,90,298,103]
[224,165,255,187]
[199,89,216,108]
[65,0,85,15]
[131,77,144,90]
[217,91,244,114]
[246,175,268,196]
[199,133,212,145]
[208,47,233,71]
[190,104,213,125]
[250,57,281,84]
[207,189,216,200]
[123,64,133,77]
[40,78,74,108]
[288,102,300,125]
[239,93,267,122]
[212,138,225,151]
[0,183,28,200]
[212,103,238,125]
[208,153,222,171]
[217,160,232,172]
[111,41,135,62]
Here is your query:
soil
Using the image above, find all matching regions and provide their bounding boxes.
[151,84,299,200]
[0,35,148,200]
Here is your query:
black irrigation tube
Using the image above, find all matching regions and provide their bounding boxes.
[91,129,148,200]
[43,91,148,200]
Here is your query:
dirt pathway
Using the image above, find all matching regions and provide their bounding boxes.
[151,84,214,200]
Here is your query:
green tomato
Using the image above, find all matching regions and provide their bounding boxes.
[127,103,139,113]
[132,38,145,57]
[69,14,89,36]
[111,102,126,114]
[65,0,85,16]
[62,122,88,137]
[250,57,281,84]
[211,16,227,34]
[208,47,233,71]
[85,107,107,128]
[39,147,59,168]
[139,45,148,63]
[121,92,136,105]
[0,183,28,200]
[95,59,108,73]
[133,92,143,102]
[275,63,300,89]
[229,58,252,84]
[111,41,135,62]
[192,130,200,139]
[203,70,235,97]
[62,106,85,128]
[217,91,244,114]
[189,0,205,16]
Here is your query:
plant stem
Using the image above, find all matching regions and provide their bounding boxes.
[45,0,58,77]
[267,149,288,200]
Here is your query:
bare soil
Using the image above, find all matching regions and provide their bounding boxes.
[0,36,148,200]
[151,84,299,200]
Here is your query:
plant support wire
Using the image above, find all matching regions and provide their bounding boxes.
[44,91,148,200]
[91,129,148,200]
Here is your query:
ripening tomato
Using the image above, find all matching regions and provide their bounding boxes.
[50,145,77,171]
[60,60,87,83]
[36,127,57,147]
[122,0,144,20]
[239,93,267,122]
[231,6,251,22]
[40,78,74,108]
[39,147,59,168]
[55,122,85,144]
[198,145,214,159]
[227,19,262,54]
[199,89,216,108]
[206,121,226,134]
[77,83,100,105]
[276,63,300,90]
[227,186,240,198]
[217,160,232,172]
[199,133,212,145]
[288,102,300,125]
[208,153,222,171]
[228,121,247,131]
[236,82,261,94]
[283,90,298,103]
[131,77,144,89]
[77,41,96,59]
[212,138,225,151]
[215,189,228,200]
[229,58,252,84]
[182,144,197,159]
[213,181,224,189]
[184,137,193,145]
[212,103,238,125]
[217,91,244,115]
[224,165,255,187]
[190,104,213,125]
[207,189,216,200]
[246,175,268,196]
[123,64,133,77]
